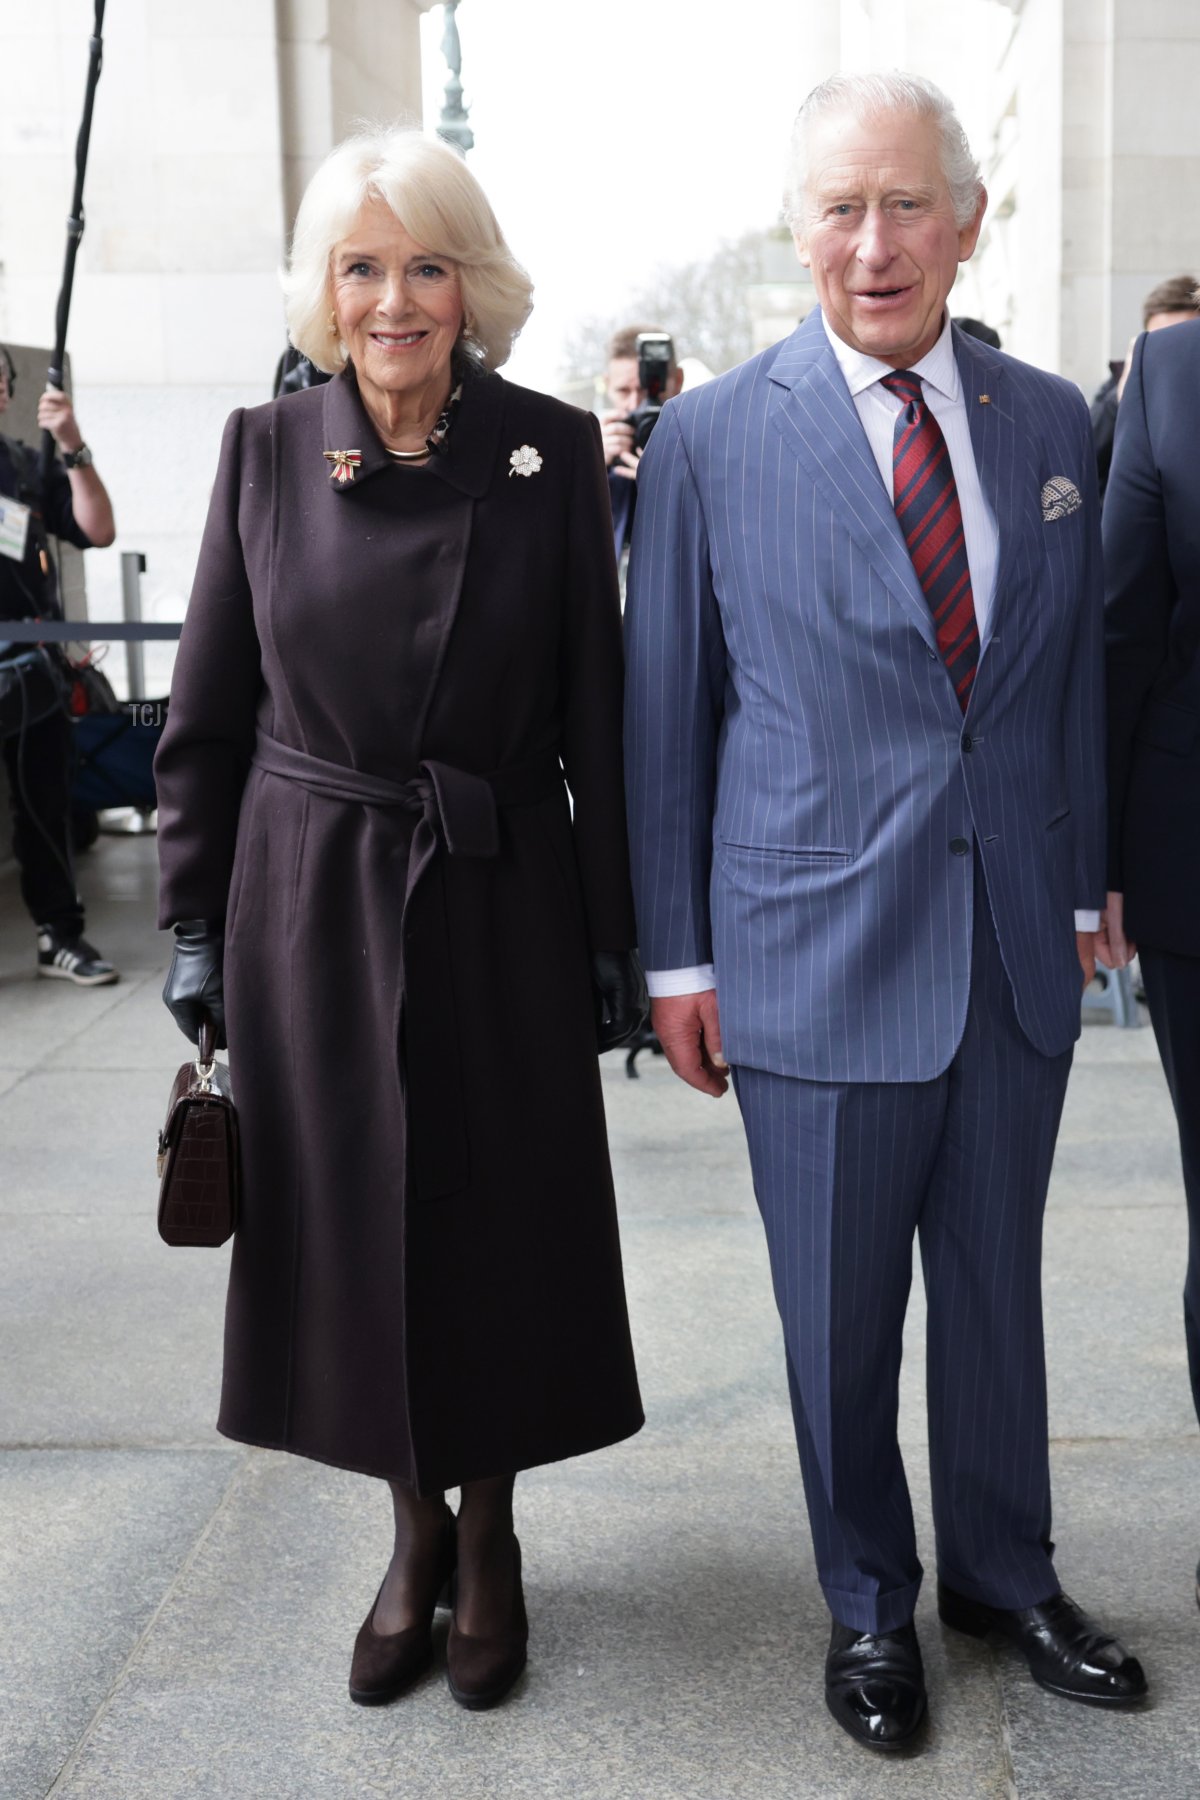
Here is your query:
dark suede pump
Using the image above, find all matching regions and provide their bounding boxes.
[824,1620,928,1752]
[446,1536,529,1710]
[348,1508,457,1706]
[938,1581,1148,1706]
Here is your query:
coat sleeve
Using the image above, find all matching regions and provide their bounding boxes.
[623,401,726,970]
[558,411,638,952]
[154,408,263,928]
[1063,387,1108,913]
[1102,331,1173,892]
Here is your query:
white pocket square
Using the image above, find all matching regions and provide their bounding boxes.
[1041,476,1082,522]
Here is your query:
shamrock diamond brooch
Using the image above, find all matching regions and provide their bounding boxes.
[508,444,543,478]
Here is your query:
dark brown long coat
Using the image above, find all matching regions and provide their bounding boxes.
[154,366,644,1492]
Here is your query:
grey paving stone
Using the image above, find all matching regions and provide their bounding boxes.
[0,1211,228,1449]
[0,1448,238,1800]
[1042,1204,1195,1443]
[1073,1017,1161,1065]
[0,972,132,1072]
[50,1447,1010,1800]
[602,1054,758,1220]
[40,969,186,1072]
[0,1067,172,1218]
[982,1441,1200,1800]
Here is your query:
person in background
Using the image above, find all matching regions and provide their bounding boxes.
[0,344,118,985]
[598,325,683,562]
[1099,306,1200,1613]
[954,315,1000,348]
[1090,274,1199,501]
[154,127,645,1716]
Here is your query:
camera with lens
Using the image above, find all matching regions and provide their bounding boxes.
[626,333,675,451]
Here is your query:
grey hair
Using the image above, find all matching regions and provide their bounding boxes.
[284,125,533,374]
[783,71,984,233]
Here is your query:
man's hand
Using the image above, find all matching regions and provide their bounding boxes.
[1077,930,1097,990]
[37,388,83,455]
[1095,891,1136,971]
[650,990,729,1097]
[599,408,641,481]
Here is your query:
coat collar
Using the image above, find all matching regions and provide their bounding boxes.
[320,360,505,500]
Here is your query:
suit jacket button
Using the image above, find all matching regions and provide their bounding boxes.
[950,837,970,856]
[961,734,974,752]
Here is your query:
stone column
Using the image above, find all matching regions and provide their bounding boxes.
[974,0,1200,388]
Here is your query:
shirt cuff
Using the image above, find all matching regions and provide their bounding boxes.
[645,964,717,997]
[1074,910,1100,933]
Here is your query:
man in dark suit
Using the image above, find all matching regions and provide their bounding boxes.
[625,71,1148,1751]
[1089,275,1199,502]
[1100,308,1200,1607]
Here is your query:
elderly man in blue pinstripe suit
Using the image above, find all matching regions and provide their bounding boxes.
[624,72,1147,1752]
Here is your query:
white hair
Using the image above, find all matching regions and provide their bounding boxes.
[783,71,984,233]
[283,126,533,374]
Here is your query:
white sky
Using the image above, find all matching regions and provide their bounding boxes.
[420,1,822,391]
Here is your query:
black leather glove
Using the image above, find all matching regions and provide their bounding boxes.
[162,918,227,1048]
[592,950,649,1051]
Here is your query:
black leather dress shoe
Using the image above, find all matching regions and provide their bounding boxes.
[825,1619,927,1752]
[938,1581,1147,1706]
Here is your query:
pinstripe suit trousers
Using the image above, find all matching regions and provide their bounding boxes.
[733,859,1072,1635]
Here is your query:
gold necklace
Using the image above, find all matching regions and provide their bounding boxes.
[382,382,463,464]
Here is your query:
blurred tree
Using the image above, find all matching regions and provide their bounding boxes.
[561,228,780,386]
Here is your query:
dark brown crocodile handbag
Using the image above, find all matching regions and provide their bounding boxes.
[157,1019,240,1247]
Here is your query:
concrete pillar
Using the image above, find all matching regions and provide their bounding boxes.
[974,0,1200,388]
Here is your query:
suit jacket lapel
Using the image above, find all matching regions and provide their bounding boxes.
[955,330,1037,651]
[767,312,937,652]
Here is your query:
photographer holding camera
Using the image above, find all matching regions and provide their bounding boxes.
[0,344,119,985]
[599,325,683,559]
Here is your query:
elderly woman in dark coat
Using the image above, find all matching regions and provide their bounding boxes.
[154,127,646,1712]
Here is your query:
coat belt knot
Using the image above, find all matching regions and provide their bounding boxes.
[249,731,562,1199]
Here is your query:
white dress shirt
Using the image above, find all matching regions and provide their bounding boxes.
[646,313,1096,1000]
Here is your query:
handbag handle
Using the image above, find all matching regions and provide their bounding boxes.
[197,1016,217,1072]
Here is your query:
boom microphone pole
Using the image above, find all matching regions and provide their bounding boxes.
[40,0,107,492]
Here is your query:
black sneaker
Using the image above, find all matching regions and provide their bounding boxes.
[36,927,119,987]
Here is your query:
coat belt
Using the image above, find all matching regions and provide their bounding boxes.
[250,731,564,1200]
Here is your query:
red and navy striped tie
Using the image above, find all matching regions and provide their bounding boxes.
[880,370,979,711]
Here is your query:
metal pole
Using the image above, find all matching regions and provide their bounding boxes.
[438,1,474,154]
[120,551,147,701]
[40,0,107,491]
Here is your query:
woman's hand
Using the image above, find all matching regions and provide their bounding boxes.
[163,919,227,1047]
[592,950,649,1050]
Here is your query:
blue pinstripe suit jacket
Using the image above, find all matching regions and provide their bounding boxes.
[624,309,1106,1081]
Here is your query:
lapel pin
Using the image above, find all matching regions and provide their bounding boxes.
[978,394,991,406]
[323,449,362,484]
[508,444,543,478]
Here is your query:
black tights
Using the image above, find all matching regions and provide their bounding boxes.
[374,1473,516,1637]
